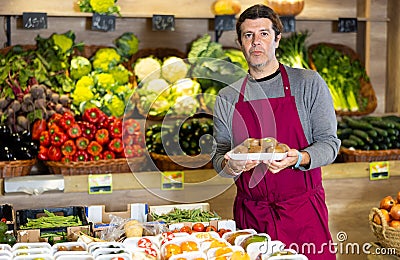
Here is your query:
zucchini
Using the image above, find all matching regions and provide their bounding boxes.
[367,129,378,138]
[337,121,348,129]
[342,116,373,130]
[341,139,358,148]
[381,115,400,123]
[386,128,399,136]
[361,116,382,122]
[352,129,372,143]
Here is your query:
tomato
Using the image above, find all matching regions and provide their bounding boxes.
[180,240,199,252]
[111,258,124,260]
[192,222,205,232]
[180,226,192,234]
[205,225,217,232]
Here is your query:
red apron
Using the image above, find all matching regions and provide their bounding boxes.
[232,64,336,259]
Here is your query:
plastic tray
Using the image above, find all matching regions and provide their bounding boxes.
[227,151,287,161]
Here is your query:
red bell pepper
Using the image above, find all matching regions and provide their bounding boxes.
[38,146,49,161]
[87,141,103,156]
[50,131,68,147]
[124,145,135,158]
[132,144,145,157]
[123,135,135,147]
[82,107,106,125]
[109,119,123,139]
[61,140,77,156]
[49,124,61,136]
[32,119,47,141]
[48,146,62,161]
[132,132,146,148]
[74,150,89,162]
[59,111,75,130]
[67,123,82,139]
[90,153,103,161]
[39,131,50,147]
[123,118,141,135]
[103,150,116,160]
[61,156,73,163]
[95,128,110,145]
[108,138,124,154]
[76,136,90,150]
[47,113,62,128]
[79,121,96,140]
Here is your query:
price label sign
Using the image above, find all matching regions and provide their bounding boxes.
[370,161,390,180]
[88,173,112,194]
[214,15,236,31]
[338,18,358,33]
[161,171,183,190]
[152,14,175,31]
[22,12,47,29]
[92,13,116,32]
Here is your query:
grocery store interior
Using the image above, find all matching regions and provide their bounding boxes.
[1,0,400,259]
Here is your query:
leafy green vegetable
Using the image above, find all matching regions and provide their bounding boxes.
[114,32,139,59]
[277,30,310,69]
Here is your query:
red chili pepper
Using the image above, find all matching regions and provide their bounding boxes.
[79,121,96,140]
[123,118,141,135]
[67,123,82,139]
[95,128,110,145]
[59,111,76,130]
[38,146,49,161]
[61,156,73,163]
[87,141,103,156]
[50,131,68,147]
[109,119,123,139]
[74,150,89,162]
[39,131,50,147]
[103,150,116,160]
[49,124,62,136]
[61,140,77,156]
[108,138,124,154]
[47,113,62,128]
[82,107,103,124]
[32,119,47,141]
[48,146,62,161]
[76,136,90,150]
[90,153,103,161]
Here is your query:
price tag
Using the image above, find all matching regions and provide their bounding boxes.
[280,16,296,32]
[22,12,47,29]
[369,161,389,180]
[88,173,112,194]
[92,13,116,32]
[152,15,175,31]
[214,15,236,31]
[161,171,184,190]
[338,18,358,33]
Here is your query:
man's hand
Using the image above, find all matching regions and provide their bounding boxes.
[224,153,260,176]
[263,149,308,174]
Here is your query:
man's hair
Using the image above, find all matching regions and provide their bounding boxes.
[236,4,283,45]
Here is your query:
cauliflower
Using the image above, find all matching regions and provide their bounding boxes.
[70,56,92,80]
[92,48,121,72]
[133,56,161,83]
[52,33,73,54]
[114,32,139,58]
[171,95,200,116]
[75,75,95,89]
[109,64,131,85]
[140,78,171,98]
[171,78,201,97]
[140,94,171,117]
[105,94,125,117]
[71,86,95,106]
[94,73,115,89]
[161,56,189,83]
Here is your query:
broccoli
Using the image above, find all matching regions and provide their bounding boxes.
[114,32,140,59]
[94,73,115,89]
[51,33,74,54]
[78,0,121,16]
[70,56,92,80]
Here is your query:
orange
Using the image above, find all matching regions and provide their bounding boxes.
[230,251,250,260]
[210,240,227,248]
[215,257,228,260]
[180,240,199,252]
[215,247,233,256]
[165,243,182,259]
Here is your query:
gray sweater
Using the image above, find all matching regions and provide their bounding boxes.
[212,65,341,175]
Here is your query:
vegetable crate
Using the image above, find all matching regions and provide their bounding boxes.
[149,153,213,171]
[0,159,37,178]
[0,204,15,232]
[15,206,90,243]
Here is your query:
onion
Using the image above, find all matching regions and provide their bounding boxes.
[380,196,396,211]
[389,204,400,220]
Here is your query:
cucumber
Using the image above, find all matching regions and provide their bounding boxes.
[341,139,358,148]
[367,129,378,138]
[381,115,400,123]
[370,120,395,129]
[337,128,353,139]
[349,134,365,146]
[352,129,372,144]
[337,121,348,129]
[342,116,373,130]
[374,127,388,137]
[386,128,399,136]
[361,116,382,122]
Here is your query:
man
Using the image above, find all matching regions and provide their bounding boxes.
[212,4,340,259]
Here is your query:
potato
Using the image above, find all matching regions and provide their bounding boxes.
[124,219,143,237]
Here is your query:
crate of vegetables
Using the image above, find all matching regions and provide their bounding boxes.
[16,206,90,243]
[36,108,147,175]
[308,42,377,116]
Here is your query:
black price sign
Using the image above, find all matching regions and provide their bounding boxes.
[92,13,116,32]
[338,18,358,33]
[22,12,47,29]
[214,15,236,31]
[280,16,296,33]
[152,15,175,31]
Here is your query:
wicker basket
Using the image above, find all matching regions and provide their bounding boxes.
[44,157,147,176]
[0,159,37,178]
[308,42,377,116]
[149,152,213,171]
[339,147,400,162]
[369,207,400,256]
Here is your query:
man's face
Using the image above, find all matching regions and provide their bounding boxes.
[239,18,281,69]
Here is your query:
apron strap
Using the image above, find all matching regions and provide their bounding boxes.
[279,63,291,97]
[238,77,248,103]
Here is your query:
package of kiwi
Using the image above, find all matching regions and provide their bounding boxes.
[228,137,289,161]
